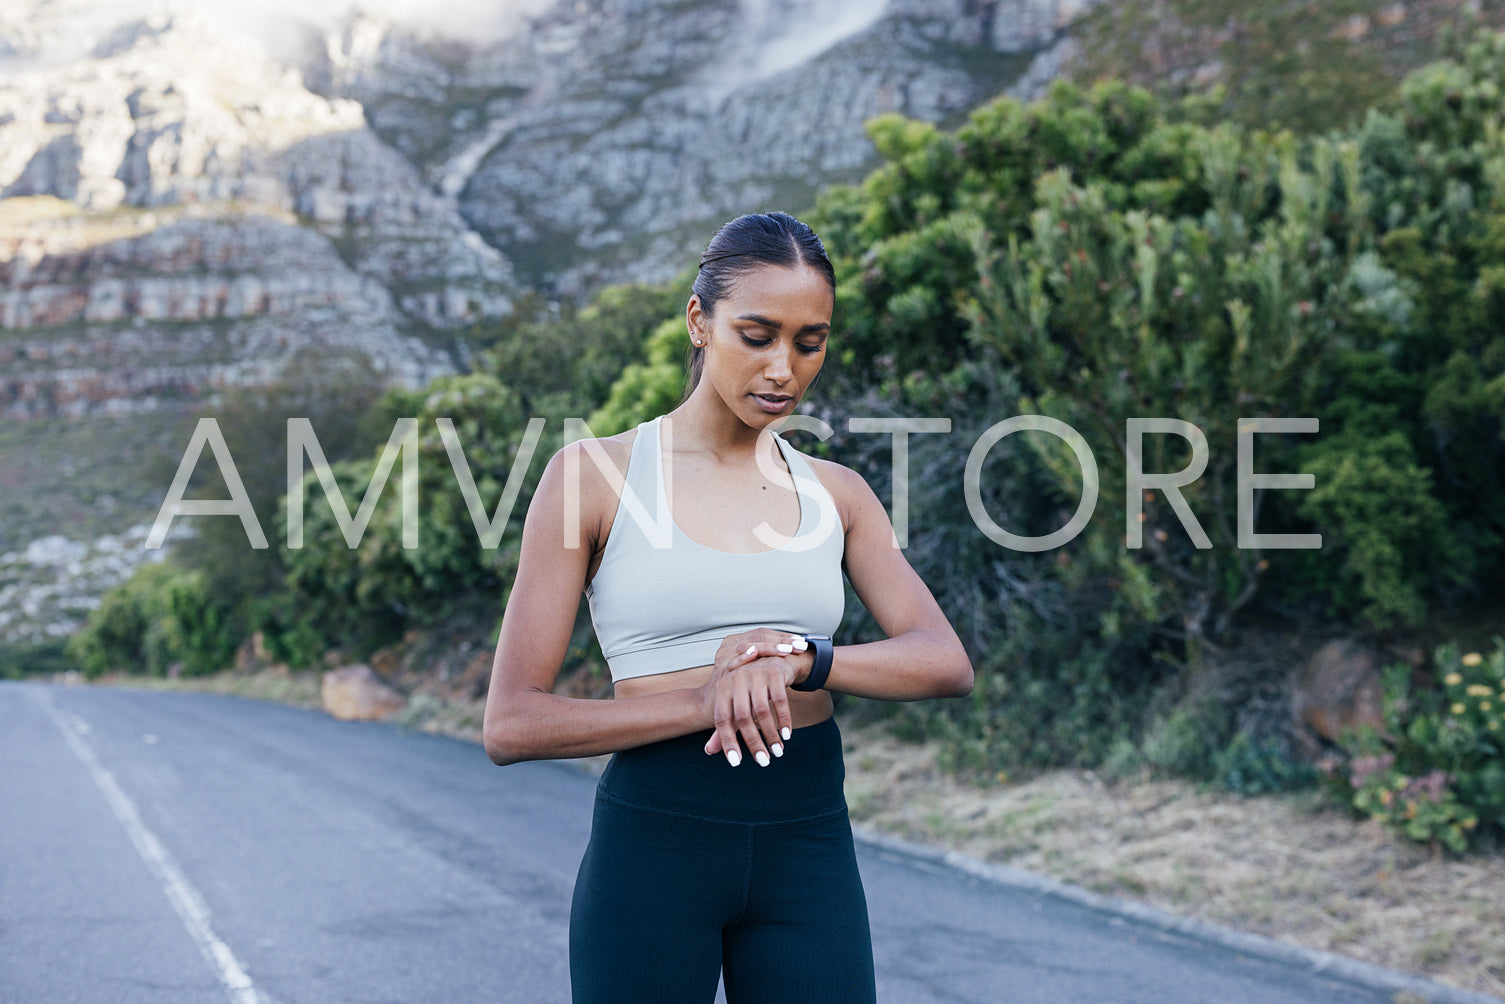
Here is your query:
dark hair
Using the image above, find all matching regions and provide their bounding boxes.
[686,211,836,393]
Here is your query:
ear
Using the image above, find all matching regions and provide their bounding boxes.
[686,294,708,347]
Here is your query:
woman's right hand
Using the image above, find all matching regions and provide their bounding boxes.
[700,632,808,766]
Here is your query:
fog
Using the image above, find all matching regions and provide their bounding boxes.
[705,0,890,104]
[0,0,560,73]
[2,0,895,87]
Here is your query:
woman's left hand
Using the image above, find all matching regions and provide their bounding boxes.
[711,629,808,678]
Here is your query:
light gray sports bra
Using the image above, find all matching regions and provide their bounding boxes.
[584,415,845,682]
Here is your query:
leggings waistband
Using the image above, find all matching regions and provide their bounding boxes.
[598,716,847,825]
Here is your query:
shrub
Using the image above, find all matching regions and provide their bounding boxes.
[1213,732,1316,796]
[1329,641,1505,851]
[277,373,543,655]
[0,640,72,679]
[66,562,236,678]
[889,601,1153,775]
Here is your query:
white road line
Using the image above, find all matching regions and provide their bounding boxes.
[37,689,263,1004]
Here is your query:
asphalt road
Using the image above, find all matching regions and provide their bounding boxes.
[0,681,1472,1003]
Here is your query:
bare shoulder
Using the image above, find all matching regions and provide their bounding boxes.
[801,453,871,499]
[534,427,641,536]
[544,427,638,486]
[798,453,886,533]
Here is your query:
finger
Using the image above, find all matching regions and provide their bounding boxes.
[713,693,742,767]
[770,678,793,748]
[720,630,771,664]
[716,634,752,668]
[731,687,770,767]
[704,729,723,755]
[772,633,807,656]
[722,643,761,674]
[751,680,783,760]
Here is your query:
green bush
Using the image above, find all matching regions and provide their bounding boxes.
[1068,0,1491,134]
[67,562,235,677]
[481,282,685,419]
[0,640,73,679]
[1330,641,1505,851]
[244,592,325,670]
[1293,431,1462,628]
[1141,700,1232,780]
[277,373,547,655]
[586,318,691,435]
[1213,733,1316,796]
[149,352,393,664]
[889,600,1152,775]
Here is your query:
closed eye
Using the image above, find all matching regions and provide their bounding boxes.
[740,334,826,354]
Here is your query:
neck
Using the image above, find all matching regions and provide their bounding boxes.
[667,385,778,462]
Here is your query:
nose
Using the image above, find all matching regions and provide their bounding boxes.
[765,344,794,384]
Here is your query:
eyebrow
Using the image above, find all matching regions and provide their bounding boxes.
[735,313,831,334]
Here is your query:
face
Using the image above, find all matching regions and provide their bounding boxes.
[687,263,833,428]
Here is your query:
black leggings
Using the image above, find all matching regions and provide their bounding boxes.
[569,717,876,1003]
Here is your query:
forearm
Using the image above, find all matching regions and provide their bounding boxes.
[483,686,707,765]
[820,628,973,702]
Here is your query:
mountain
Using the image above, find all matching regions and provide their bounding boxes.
[315,0,1087,294]
[0,0,1079,645]
[0,3,514,423]
[1,0,1083,422]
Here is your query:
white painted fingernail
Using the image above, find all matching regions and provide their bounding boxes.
[776,644,793,653]
[772,743,783,758]
[745,645,757,656]
[792,637,808,651]
[781,727,791,741]
[755,751,770,767]
[726,749,742,767]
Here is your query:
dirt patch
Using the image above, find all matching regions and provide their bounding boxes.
[106,669,1505,998]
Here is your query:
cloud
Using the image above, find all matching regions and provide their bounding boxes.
[737,0,887,79]
[700,0,888,105]
[201,0,559,44]
[0,0,560,74]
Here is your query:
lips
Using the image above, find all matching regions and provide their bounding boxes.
[753,393,792,413]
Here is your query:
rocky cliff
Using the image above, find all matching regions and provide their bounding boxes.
[2,0,1084,420]
[0,0,1083,644]
[318,0,1089,293]
[1,4,519,422]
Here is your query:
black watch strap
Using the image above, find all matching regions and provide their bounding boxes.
[792,634,833,691]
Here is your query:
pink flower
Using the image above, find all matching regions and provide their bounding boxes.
[1348,752,1395,789]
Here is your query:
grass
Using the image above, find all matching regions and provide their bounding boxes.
[107,666,325,710]
[840,723,1505,998]
[0,411,199,553]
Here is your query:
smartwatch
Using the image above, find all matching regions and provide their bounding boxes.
[791,634,833,691]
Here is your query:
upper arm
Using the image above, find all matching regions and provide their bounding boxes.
[485,442,605,708]
[823,461,960,643]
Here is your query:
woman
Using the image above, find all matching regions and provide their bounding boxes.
[483,211,973,1003]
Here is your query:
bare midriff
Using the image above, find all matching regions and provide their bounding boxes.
[614,663,835,729]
